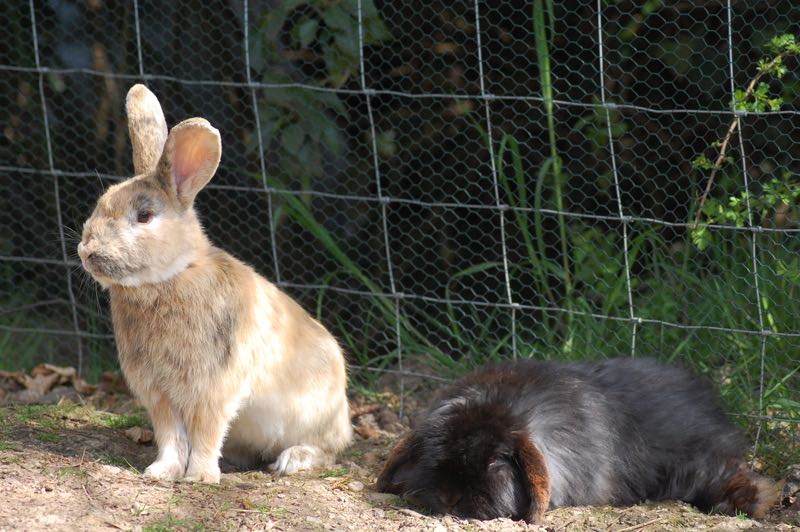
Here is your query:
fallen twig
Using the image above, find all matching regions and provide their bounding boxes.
[614,516,666,532]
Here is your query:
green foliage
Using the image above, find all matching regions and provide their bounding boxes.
[319,466,349,478]
[692,33,800,248]
[575,98,628,152]
[691,154,714,171]
[250,0,391,194]
[765,33,800,56]
[532,0,572,301]
[98,412,148,430]
[692,176,800,250]
[733,83,782,113]
[775,258,800,284]
[143,516,206,532]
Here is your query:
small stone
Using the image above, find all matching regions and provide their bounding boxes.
[101,464,122,475]
[305,516,323,525]
[348,480,364,492]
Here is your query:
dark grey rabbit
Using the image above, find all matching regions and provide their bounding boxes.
[376,357,780,524]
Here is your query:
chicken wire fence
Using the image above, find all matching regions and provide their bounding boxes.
[1,1,799,470]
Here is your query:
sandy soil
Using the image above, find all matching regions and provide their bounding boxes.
[0,398,798,532]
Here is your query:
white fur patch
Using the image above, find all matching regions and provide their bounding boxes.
[120,215,161,246]
[143,421,188,481]
[117,217,194,286]
[269,445,327,475]
[118,252,193,287]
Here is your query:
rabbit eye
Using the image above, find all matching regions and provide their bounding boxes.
[137,209,154,224]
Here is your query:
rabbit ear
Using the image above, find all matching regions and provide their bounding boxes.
[512,432,550,524]
[376,435,414,494]
[126,84,168,175]
[155,118,221,209]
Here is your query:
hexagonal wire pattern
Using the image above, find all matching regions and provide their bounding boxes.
[1,1,798,470]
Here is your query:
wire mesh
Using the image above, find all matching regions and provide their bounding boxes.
[1,1,799,472]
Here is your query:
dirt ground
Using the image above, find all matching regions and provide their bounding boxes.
[0,369,799,531]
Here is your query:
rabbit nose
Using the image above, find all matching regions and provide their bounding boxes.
[438,491,462,509]
[77,240,91,259]
[77,241,96,265]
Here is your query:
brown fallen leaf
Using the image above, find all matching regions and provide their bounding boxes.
[32,363,75,380]
[0,370,26,387]
[354,424,382,440]
[124,426,154,444]
[349,403,381,419]
[353,413,388,440]
[21,371,61,397]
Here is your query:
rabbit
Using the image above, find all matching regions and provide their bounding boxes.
[377,357,780,524]
[77,84,352,483]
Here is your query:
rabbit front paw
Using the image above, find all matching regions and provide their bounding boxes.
[143,459,185,481]
[183,462,221,484]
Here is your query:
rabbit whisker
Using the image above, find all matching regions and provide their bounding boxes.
[94,170,107,194]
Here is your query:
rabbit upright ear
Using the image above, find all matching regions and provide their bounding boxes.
[126,84,168,175]
[156,118,221,209]
[513,432,550,524]
[376,436,414,494]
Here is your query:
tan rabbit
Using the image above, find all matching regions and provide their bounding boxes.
[77,84,352,483]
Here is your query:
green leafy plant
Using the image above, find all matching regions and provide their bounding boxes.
[691,34,800,240]
[250,0,391,194]
[532,0,572,302]
[691,175,800,250]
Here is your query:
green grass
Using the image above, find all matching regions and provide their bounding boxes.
[55,465,88,479]
[143,516,206,532]
[0,441,19,452]
[14,404,73,429]
[257,504,289,517]
[34,432,61,443]
[97,412,148,430]
[318,467,349,478]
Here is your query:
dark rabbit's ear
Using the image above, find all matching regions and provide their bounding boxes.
[376,435,415,494]
[512,432,550,524]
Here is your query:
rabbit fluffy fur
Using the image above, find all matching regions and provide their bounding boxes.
[377,357,780,523]
[78,84,352,483]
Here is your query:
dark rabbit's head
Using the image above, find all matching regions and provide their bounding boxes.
[376,398,550,524]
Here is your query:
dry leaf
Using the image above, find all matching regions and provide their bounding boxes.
[349,403,381,419]
[0,370,26,387]
[124,426,154,444]
[21,372,60,397]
